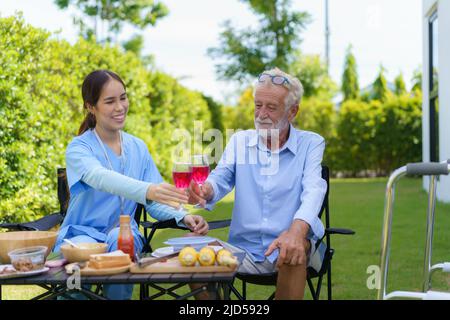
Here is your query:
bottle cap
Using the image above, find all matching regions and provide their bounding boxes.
[120,215,131,224]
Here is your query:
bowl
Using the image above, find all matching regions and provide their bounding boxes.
[8,246,47,272]
[0,231,57,264]
[60,242,108,262]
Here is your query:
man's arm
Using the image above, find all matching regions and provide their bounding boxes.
[292,136,327,237]
[265,136,326,267]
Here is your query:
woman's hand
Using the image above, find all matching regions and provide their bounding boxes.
[183,215,209,235]
[146,183,189,208]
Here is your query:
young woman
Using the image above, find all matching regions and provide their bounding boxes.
[54,70,208,300]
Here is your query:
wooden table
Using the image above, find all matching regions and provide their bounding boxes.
[0,253,243,300]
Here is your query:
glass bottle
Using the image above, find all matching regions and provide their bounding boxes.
[118,215,134,261]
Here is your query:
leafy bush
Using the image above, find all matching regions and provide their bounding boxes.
[0,16,213,223]
[295,98,336,165]
[335,95,422,176]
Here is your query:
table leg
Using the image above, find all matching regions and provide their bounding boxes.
[222,283,231,300]
[206,283,218,300]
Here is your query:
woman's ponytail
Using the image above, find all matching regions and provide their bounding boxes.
[78,111,97,135]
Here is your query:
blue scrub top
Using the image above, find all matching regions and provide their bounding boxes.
[55,129,163,248]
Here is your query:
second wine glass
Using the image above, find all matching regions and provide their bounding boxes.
[191,155,210,187]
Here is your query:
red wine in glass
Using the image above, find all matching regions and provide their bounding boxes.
[191,165,209,185]
[172,171,193,189]
[191,155,210,186]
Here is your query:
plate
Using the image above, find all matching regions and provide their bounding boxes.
[151,246,178,258]
[164,236,217,250]
[0,265,49,279]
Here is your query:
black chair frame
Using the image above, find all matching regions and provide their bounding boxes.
[226,166,355,300]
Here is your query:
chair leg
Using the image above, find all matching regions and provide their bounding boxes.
[242,280,247,300]
[227,281,245,300]
[327,263,332,300]
[307,278,317,300]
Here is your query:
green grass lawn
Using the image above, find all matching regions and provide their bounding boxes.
[2,178,450,300]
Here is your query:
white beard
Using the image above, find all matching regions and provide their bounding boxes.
[254,115,289,138]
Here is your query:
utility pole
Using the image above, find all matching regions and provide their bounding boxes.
[325,0,330,74]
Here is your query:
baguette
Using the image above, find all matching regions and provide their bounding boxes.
[89,258,131,269]
[88,250,131,269]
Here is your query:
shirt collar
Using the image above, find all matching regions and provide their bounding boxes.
[247,124,298,155]
[283,124,298,155]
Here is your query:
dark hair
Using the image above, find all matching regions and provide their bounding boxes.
[78,70,126,135]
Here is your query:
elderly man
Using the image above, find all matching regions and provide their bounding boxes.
[189,68,327,300]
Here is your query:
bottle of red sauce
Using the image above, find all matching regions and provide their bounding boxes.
[118,215,134,261]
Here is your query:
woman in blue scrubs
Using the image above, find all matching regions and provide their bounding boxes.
[54,70,208,299]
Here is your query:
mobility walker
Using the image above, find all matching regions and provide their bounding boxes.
[378,160,450,300]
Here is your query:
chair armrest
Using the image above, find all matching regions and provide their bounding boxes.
[140,218,189,231]
[141,218,232,231]
[0,212,63,231]
[325,227,355,235]
[209,219,231,230]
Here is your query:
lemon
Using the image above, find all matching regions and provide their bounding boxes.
[178,246,198,266]
[198,246,216,266]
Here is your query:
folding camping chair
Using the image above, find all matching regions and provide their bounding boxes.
[378,160,450,300]
[221,165,355,300]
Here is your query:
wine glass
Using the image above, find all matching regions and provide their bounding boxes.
[172,161,192,211]
[191,155,210,187]
[190,155,210,207]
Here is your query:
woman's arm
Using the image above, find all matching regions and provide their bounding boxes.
[83,166,151,204]
[82,167,188,208]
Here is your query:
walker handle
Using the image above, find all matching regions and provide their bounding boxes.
[406,162,449,176]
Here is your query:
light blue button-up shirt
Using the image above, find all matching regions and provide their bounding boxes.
[206,124,327,263]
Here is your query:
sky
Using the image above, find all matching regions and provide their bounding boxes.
[0,0,423,104]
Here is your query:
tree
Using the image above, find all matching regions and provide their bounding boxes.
[54,0,168,44]
[289,52,337,99]
[207,0,311,83]
[202,95,225,135]
[411,67,422,94]
[341,45,359,101]
[394,73,407,95]
[371,65,390,102]
[122,34,154,66]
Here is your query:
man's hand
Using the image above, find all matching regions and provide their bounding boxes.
[183,215,209,235]
[187,181,214,207]
[264,220,311,268]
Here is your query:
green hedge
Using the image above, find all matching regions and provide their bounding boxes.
[335,95,422,176]
[0,16,213,223]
